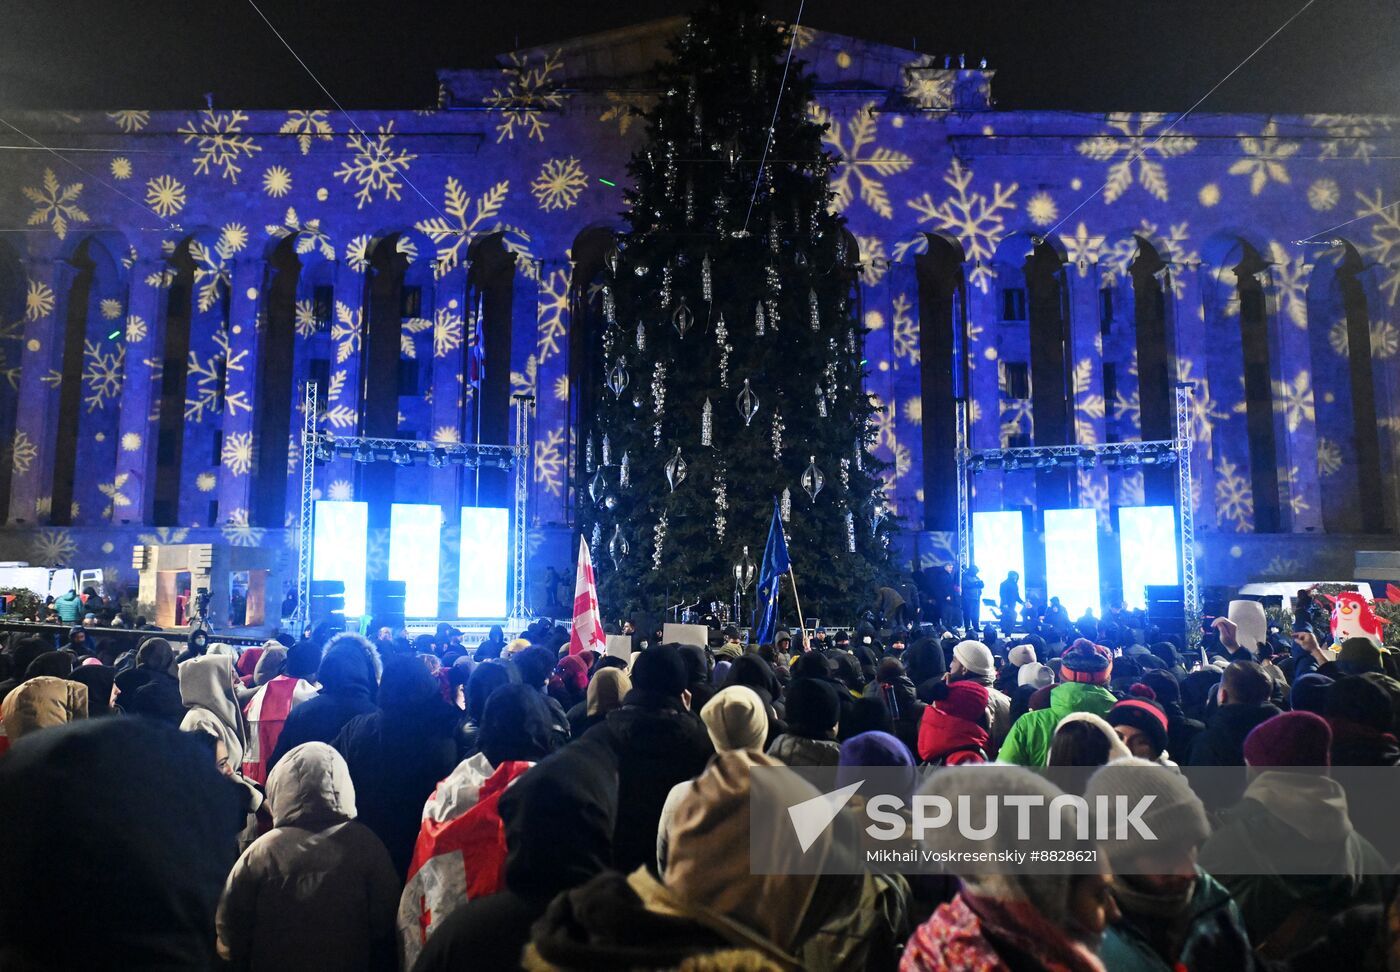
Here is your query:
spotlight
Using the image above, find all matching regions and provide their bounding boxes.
[314,441,332,461]
[392,450,412,466]
[427,450,446,468]
[354,445,372,463]
[1076,450,1096,469]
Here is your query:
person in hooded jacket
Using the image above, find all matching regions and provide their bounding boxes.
[122,637,186,724]
[547,654,589,712]
[1138,669,1203,762]
[458,658,517,754]
[917,680,991,765]
[25,649,73,679]
[68,663,119,716]
[677,643,717,712]
[904,635,948,702]
[0,717,246,970]
[999,640,1117,767]
[580,644,714,875]
[863,656,926,757]
[512,645,572,750]
[241,640,320,785]
[1324,674,1400,766]
[473,624,507,661]
[216,742,400,972]
[178,655,264,837]
[0,635,50,703]
[568,665,631,739]
[723,653,786,731]
[333,654,462,881]
[1,674,87,750]
[768,677,843,767]
[411,738,620,972]
[267,633,380,773]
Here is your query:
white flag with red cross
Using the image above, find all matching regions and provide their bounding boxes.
[570,535,606,656]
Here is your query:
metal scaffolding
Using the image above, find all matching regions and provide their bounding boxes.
[294,380,319,633]
[510,394,535,626]
[954,384,1199,644]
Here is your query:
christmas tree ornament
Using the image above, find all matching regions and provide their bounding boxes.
[714,313,730,387]
[672,300,693,338]
[607,359,629,398]
[733,546,756,592]
[854,444,864,472]
[816,385,828,418]
[801,456,825,501]
[713,474,727,541]
[701,398,713,446]
[685,177,696,223]
[845,510,856,552]
[737,379,760,427]
[633,261,649,277]
[636,321,646,353]
[586,436,596,473]
[660,263,673,306]
[601,434,612,468]
[781,487,791,522]
[592,521,603,556]
[609,523,629,570]
[619,451,630,488]
[589,467,607,505]
[765,298,780,330]
[808,287,820,330]
[770,410,785,460]
[604,495,617,510]
[872,501,886,537]
[765,264,781,293]
[652,514,668,571]
[665,447,687,491]
[840,457,850,490]
[794,249,809,269]
[604,246,621,276]
[754,302,765,336]
[701,252,713,302]
[602,285,616,324]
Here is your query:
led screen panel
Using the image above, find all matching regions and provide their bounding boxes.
[313,501,368,618]
[971,511,1026,613]
[1043,507,1101,620]
[458,507,509,618]
[389,503,442,617]
[1119,506,1180,610]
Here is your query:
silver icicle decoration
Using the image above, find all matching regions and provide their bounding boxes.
[660,263,673,306]
[586,436,596,472]
[602,285,616,324]
[816,385,828,418]
[591,521,603,558]
[780,487,791,522]
[620,451,631,487]
[754,302,765,337]
[770,410,785,461]
[652,514,668,571]
[840,457,850,491]
[808,287,820,331]
[765,298,780,331]
[652,362,667,448]
[715,313,730,388]
[701,398,713,446]
[714,474,728,540]
[601,434,612,468]
[845,510,856,552]
[701,252,713,302]
[636,321,646,353]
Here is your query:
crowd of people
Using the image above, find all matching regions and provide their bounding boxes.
[2,593,1400,970]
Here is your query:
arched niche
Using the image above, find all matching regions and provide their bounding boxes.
[914,232,965,532]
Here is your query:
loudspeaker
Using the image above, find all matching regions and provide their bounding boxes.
[310,578,345,631]
[1145,584,1185,636]
[369,579,406,630]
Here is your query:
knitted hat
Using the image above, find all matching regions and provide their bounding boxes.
[1243,711,1332,768]
[1007,643,1037,668]
[1107,698,1169,757]
[1029,684,1054,711]
[1338,637,1383,676]
[1018,661,1055,690]
[1289,672,1333,715]
[700,686,769,752]
[630,645,689,697]
[937,680,990,724]
[1061,639,1112,685]
[784,678,841,735]
[952,640,996,678]
[1139,669,1181,706]
[1085,757,1212,866]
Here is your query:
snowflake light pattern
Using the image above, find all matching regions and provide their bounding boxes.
[262,165,293,198]
[25,278,54,320]
[1059,222,1104,277]
[598,92,651,135]
[280,109,334,155]
[331,301,361,364]
[537,266,569,363]
[811,101,912,220]
[534,427,566,496]
[1316,438,1342,476]
[125,314,147,342]
[856,236,888,286]
[1272,371,1315,432]
[82,341,124,411]
[532,158,587,211]
[486,50,566,142]
[1328,318,1398,359]
[221,431,255,475]
[1215,456,1254,531]
[31,529,77,564]
[1308,179,1340,211]
[335,122,417,208]
[1356,188,1400,306]
[99,298,122,320]
[327,479,353,501]
[221,509,265,547]
[188,224,250,313]
[414,177,533,278]
[891,293,918,368]
[121,432,142,452]
[10,430,36,474]
[265,207,334,261]
[110,158,132,180]
[98,473,132,519]
[107,110,149,133]
[1307,115,1393,163]
[900,159,1017,293]
[1228,121,1299,195]
[179,109,261,183]
[144,175,186,218]
[23,168,88,239]
[1076,113,1197,203]
[1026,192,1058,226]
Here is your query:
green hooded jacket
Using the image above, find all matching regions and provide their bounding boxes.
[996,680,1116,766]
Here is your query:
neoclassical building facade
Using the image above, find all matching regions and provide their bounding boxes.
[0,19,1396,612]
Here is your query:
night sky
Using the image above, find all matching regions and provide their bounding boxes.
[1,0,1397,115]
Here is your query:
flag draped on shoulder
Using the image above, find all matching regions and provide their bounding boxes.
[570,535,606,656]
[752,500,791,646]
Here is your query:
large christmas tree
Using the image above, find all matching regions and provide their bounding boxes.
[580,0,895,622]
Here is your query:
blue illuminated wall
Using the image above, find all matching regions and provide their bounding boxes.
[0,21,1394,601]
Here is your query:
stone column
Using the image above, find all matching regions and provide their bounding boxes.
[1065,260,1111,525]
[215,259,267,523]
[1170,261,1216,532]
[530,259,571,529]
[964,277,1002,511]
[9,255,74,525]
[318,259,367,490]
[1267,262,1322,532]
[112,257,169,525]
[430,265,467,511]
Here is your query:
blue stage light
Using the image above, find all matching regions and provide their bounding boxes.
[1043,508,1101,620]
[389,503,442,617]
[458,507,509,619]
[313,501,368,618]
[1118,506,1179,610]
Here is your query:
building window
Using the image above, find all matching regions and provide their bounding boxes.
[1099,287,1114,337]
[308,358,330,403]
[212,430,223,467]
[313,285,334,328]
[400,285,422,319]
[1001,287,1027,322]
[398,358,419,396]
[1003,361,1030,400]
[1103,363,1118,418]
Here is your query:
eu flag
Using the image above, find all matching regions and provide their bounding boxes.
[752,500,791,645]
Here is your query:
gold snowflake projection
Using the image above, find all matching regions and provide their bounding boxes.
[106,110,149,133]
[902,397,922,425]
[1227,121,1299,196]
[98,473,132,519]
[900,159,1017,293]
[432,426,461,445]
[125,314,147,343]
[335,122,417,208]
[1118,471,1146,507]
[534,427,566,496]
[265,207,334,262]
[1307,114,1393,163]
[1263,241,1311,329]
[221,509,265,547]
[187,223,250,313]
[82,341,124,411]
[1316,437,1342,477]
[423,307,461,359]
[110,157,132,180]
[119,431,142,452]
[1261,555,1304,577]
[221,431,255,476]
[1059,222,1103,278]
[1072,358,1106,444]
[1327,317,1399,359]
[31,529,77,564]
[890,293,918,368]
[280,109,334,155]
[186,330,249,422]
[23,168,89,239]
[1175,361,1226,442]
[144,175,186,218]
[531,158,587,211]
[180,109,261,183]
[262,165,293,198]
[855,236,888,286]
[1026,192,1058,227]
[1356,188,1400,307]
[553,374,568,402]
[1215,456,1254,531]
[870,396,896,450]
[536,266,569,363]
[1075,469,1111,528]
[598,91,651,135]
[1198,183,1221,207]
[137,526,190,546]
[414,177,533,278]
[1076,113,1197,203]
[327,479,354,501]
[510,355,538,398]
[331,300,361,364]
[344,235,372,273]
[486,49,566,142]
[1100,220,1198,300]
[1308,178,1339,211]
[293,299,319,339]
[810,101,912,220]
[25,278,54,320]
[999,397,1033,447]
[1279,466,1311,517]
[10,430,36,474]
[320,368,355,429]
[400,315,433,359]
[97,298,122,320]
[902,55,955,110]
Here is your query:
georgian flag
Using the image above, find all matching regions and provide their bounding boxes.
[570,535,606,656]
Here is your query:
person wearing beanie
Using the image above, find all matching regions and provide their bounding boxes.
[1200,711,1387,957]
[917,680,991,765]
[1087,758,1253,971]
[581,644,713,875]
[1107,697,1173,765]
[1289,671,1333,716]
[949,639,1012,748]
[995,640,1038,697]
[767,678,842,767]
[1008,660,1056,725]
[998,640,1117,766]
[1324,675,1400,767]
[1337,636,1384,676]
[1139,669,1203,761]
